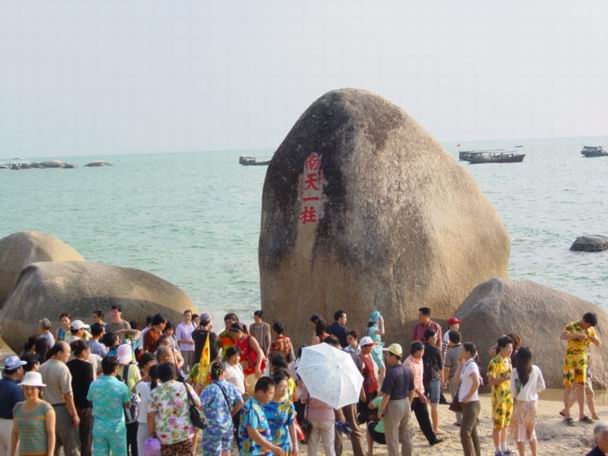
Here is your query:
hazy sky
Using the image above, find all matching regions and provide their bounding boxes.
[1,1,607,157]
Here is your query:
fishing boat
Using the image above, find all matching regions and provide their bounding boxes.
[239,156,271,166]
[458,148,506,161]
[467,151,525,164]
[581,146,608,158]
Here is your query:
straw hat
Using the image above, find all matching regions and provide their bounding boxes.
[21,371,46,388]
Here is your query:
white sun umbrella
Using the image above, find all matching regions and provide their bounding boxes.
[296,342,364,409]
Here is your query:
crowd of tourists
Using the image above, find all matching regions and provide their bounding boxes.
[0,304,605,456]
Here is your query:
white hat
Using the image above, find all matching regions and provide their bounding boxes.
[70,320,90,331]
[20,371,46,388]
[359,336,374,347]
[117,344,132,365]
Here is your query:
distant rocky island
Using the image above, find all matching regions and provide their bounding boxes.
[0,159,112,170]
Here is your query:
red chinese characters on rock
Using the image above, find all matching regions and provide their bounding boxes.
[299,152,324,225]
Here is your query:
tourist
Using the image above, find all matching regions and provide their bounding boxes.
[442,317,462,355]
[378,343,413,456]
[344,330,360,356]
[161,321,178,349]
[88,323,107,357]
[143,314,166,354]
[39,318,56,350]
[326,310,348,348]
[117,344,141,455]
[488,335,515,456]
[570,360,602,421]
[192,313,200,328]
[422,329,443,434]
[105,305,133,342]
[148,363,200,455]
[238,377,284,456]
[20,336,38,360]
[311,319,329,345]
[200,361,244,456]
[561,312,601,425]
[367,311,386,386]
[20,352,41,373]
[250,310,272,360]
[223,346,246,396]
[92,310,105,328]
[268,321,295,364]
[228,323,266,394]
[65,320,90,344]
[263,371,298,455]
[403,341,442,446]
[39,342,81,456]
[136,364,158,456]
[87,356,131,456]
[0,356,26,455]
[67,340,94,456]
[101,332,119,357]
[411,307,442,350]
[11,371,56,456]
[365,394,386,456]
[269,354,297,401]
[56,313,71,342]
[175,310,196,371]
[443,330,464,426]
[309,314,321,339]
[459,342,482,456]
[217,313,240,351]
[192,313,219,365]
[510,347,545,456]
[586,422,608,456]
[359,336,379,422]
[299,376,335,456]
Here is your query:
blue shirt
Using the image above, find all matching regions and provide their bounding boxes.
[238,398,272,455]
[263,400,296,451]
[88,339,107,357]
[0,378,24,419]
[87,375,130,434]
[201,380,242,434]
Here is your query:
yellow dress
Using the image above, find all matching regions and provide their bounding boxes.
[488,355,513,429]
[562,321,597,387]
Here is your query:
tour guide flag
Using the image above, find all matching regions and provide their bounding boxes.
[196,332,211,386]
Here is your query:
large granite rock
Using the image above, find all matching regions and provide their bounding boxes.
[259,88,510,346]
[456,278,608,388]
[0,261,193,351]
[0,231,84,304]
[570,235,608,252]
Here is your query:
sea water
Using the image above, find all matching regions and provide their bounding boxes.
[1,136,607,319]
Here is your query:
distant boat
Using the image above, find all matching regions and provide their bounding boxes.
[467,151,526,164]
[581,146,608,158]
[458,148,505,161]
[239,156,271,166]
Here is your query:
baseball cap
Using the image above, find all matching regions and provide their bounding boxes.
[200,313,211,324]
[448,317,463,326]
[383,343,403,358]
[117,344,133,365]
[359,336,374,347]
[3,355,27,371]
[70,320,90,331]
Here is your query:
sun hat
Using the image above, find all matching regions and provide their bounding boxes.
[117,344,133,365]
[359,336,374,347]
[368,311,381,323]
[70,320,90,331]
[3,356,27,371]
[448,317,463,326]
[383,343,403,358]
[20,371,46,388]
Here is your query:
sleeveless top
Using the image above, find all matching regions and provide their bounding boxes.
[237,336,267,375]
[13,401,52,456]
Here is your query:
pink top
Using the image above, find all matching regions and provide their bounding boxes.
[404,355,424,397]
[299,383,335,422]
[411,320,443,349]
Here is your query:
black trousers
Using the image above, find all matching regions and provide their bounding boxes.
[411,397,438,445]
[126,422,138,456]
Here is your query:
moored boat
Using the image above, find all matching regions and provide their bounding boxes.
[581,146,608,158]
[239,156,271,166]
[467,152,526,164]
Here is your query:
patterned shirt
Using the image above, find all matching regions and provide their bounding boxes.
[87,375,130,434]
[487,355,512,395]
[239,398,272,455]
[13,401,52,455]
[404,355,425,397]
[263,400,296,451]
[201,380,243,433]
[149,380,201,445]
[565,321,598,355]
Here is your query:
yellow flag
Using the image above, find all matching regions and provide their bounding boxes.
[196,332,211,386]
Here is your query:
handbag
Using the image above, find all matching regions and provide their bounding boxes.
[183,382,208,429]
[449,382,463,413]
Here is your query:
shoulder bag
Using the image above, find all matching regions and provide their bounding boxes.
[183,382,208,429]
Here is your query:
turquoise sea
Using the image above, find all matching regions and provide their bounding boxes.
[2,136,607,319]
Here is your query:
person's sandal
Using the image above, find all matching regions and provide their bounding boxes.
[580,416,594,424]
[564,417,575,426]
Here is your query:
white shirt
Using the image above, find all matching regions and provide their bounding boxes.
[458,358,481,402]
[224,363,245,395]
[136,381,152,424]
[175,322,196,352]
[510,365,545,402]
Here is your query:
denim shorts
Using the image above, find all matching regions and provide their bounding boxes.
[429,378,441,404]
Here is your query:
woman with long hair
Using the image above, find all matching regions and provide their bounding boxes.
[510,347,545,456]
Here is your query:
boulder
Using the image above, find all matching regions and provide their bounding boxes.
[0,231,84,304]
[0,261,194,352]
[39,160,65,168]
[259,88,511,346]
[456,278,608,388]
[84,161,112,167]
[570,235,608,252]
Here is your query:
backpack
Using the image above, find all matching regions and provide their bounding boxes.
[122,364,141,424]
